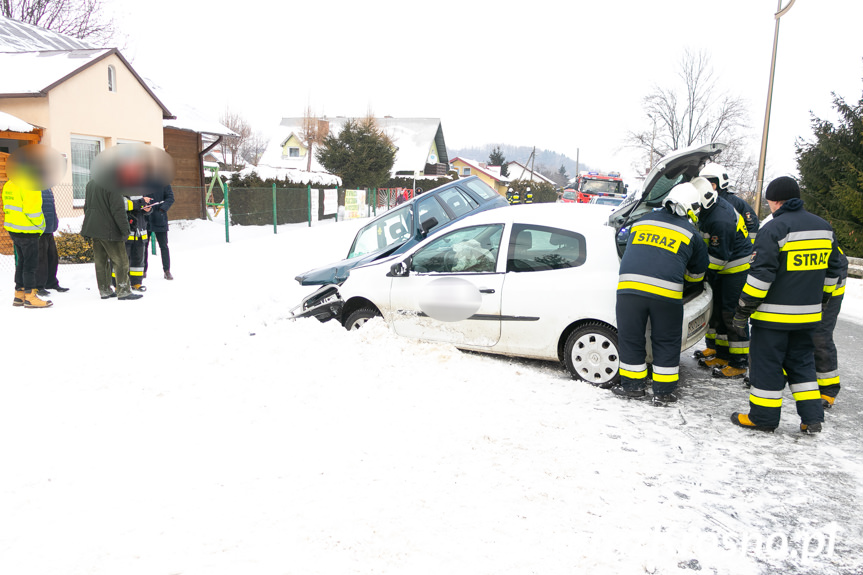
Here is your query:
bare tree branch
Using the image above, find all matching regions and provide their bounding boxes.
[1,0,117,45]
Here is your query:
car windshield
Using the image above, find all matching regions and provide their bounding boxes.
[593,197,623,206]
[582,179,623,194]
[562,191,576,200]
[347,205,413,259]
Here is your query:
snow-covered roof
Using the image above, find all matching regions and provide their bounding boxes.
[450,157,511,183]
[0,14,96,51]
[0,48,112,94]
[0,110,38,132]
[258,117,447,175]
[506,161,557,185]
[236,164,342,187]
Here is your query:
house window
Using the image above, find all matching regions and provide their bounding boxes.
[108,65,117,92]
[288,147,300,158]
[71,136,104,206]
[462,167,471,176]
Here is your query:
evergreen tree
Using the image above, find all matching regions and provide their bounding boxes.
[796,87,863,257]
[316,117,397,189]
[489,146,508,177]
[556,165,569,187]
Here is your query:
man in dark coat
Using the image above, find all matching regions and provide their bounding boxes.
[80,180,142,300]
[35,188,69,295]
[144,183,175,280]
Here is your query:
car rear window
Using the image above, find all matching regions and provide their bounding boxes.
[461,179,497,200]
[438,187,478,218]
[507,224,587,272]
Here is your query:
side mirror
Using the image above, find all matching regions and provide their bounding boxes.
[388,257,411,277]
[420,216,438,236]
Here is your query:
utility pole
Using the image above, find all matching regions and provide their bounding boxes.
[755,0,796,218]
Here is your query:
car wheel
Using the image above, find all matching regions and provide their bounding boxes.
[563,322,620,386]
[343,307,379,331]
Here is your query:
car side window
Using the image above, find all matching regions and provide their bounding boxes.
[411,225,504,274]
[506,224,586,272]
[416,196,451,234]
[437,188,478,218]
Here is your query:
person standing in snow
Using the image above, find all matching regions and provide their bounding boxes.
[3,147,52,308]
[691,176,753,380]
[613,182,708,405]
[34,187,69,296]
[730,176,844,433]
[144,183,175,280]
[80,178,142,301]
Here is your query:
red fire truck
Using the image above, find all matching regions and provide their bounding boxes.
[564,171,626,203]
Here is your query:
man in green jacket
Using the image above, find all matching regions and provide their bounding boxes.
[80,179,142,301]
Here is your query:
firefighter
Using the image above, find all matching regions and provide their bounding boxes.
[506,187,521,205]
[700,163,759,243]
[691,176,753,379]
[730,176,845,433]
[815,242,849,409]
[613,182,708,405]
[122,195,152,290]
[524,186,533,204]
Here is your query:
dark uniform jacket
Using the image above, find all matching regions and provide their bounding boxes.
[40,189,58,234]
[699,196,753,275]
[617,209,709,302]
[720,190,759,242]
[145,184,175,233]
[81,180,130,241]
[739,198,845,330]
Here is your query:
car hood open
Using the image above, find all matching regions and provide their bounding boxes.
[608,142,726,231]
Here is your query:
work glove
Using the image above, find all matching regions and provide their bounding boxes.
[731,312,749,339]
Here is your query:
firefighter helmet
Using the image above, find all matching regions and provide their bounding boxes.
[665,182,702,219]
[692,176,717,210]
[700,163,731,191]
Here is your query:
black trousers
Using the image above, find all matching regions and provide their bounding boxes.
[814,294,843,399]
[125,238,146,286]
[35,232,60,289]
[710,271,749,368]
[748,325,823,427]
[616,293,684,395]
[10,232,40,290]
[144,231,170,273]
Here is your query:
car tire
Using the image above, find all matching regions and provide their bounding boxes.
[343,307,379,331]
[563,322,620,386]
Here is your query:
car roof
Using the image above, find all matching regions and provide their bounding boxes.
[440,202,614,233]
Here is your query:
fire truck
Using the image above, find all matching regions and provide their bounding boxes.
[564,171,626,203]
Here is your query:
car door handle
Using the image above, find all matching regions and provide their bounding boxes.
[479,288,495,294]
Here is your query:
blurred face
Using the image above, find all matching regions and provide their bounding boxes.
[768,199,783,213]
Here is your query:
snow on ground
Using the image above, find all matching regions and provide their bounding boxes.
[1,216,862,575]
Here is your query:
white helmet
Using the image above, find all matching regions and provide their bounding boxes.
[665,182,701,220]
[691,176,717,210]
[700,163,730,191]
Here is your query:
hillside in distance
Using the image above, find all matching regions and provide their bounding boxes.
[446,144,605,180]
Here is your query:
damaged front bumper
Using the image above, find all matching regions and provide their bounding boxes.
[288,284,345,323]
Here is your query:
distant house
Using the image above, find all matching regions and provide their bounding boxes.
[258,116,449,183]
[505,161,557,186]
[448,157,510,196]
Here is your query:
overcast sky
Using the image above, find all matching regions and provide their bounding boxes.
[114,0,862,182]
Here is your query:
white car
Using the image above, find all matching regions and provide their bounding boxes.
[325,143,723,385]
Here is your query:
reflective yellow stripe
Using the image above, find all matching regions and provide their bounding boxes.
[818,376,840,386]
[750,311,821,324]
[617,281,682,299]
[719,262,750,274]
[620,368,648,379]
[716,339,729,348]
[652,372,678,383]
[743,283,768,298]
[729,346,749,355]
[781,239,832,251]
[750,394,782,408]
[793,390,821,401]
[833,285,846,297]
